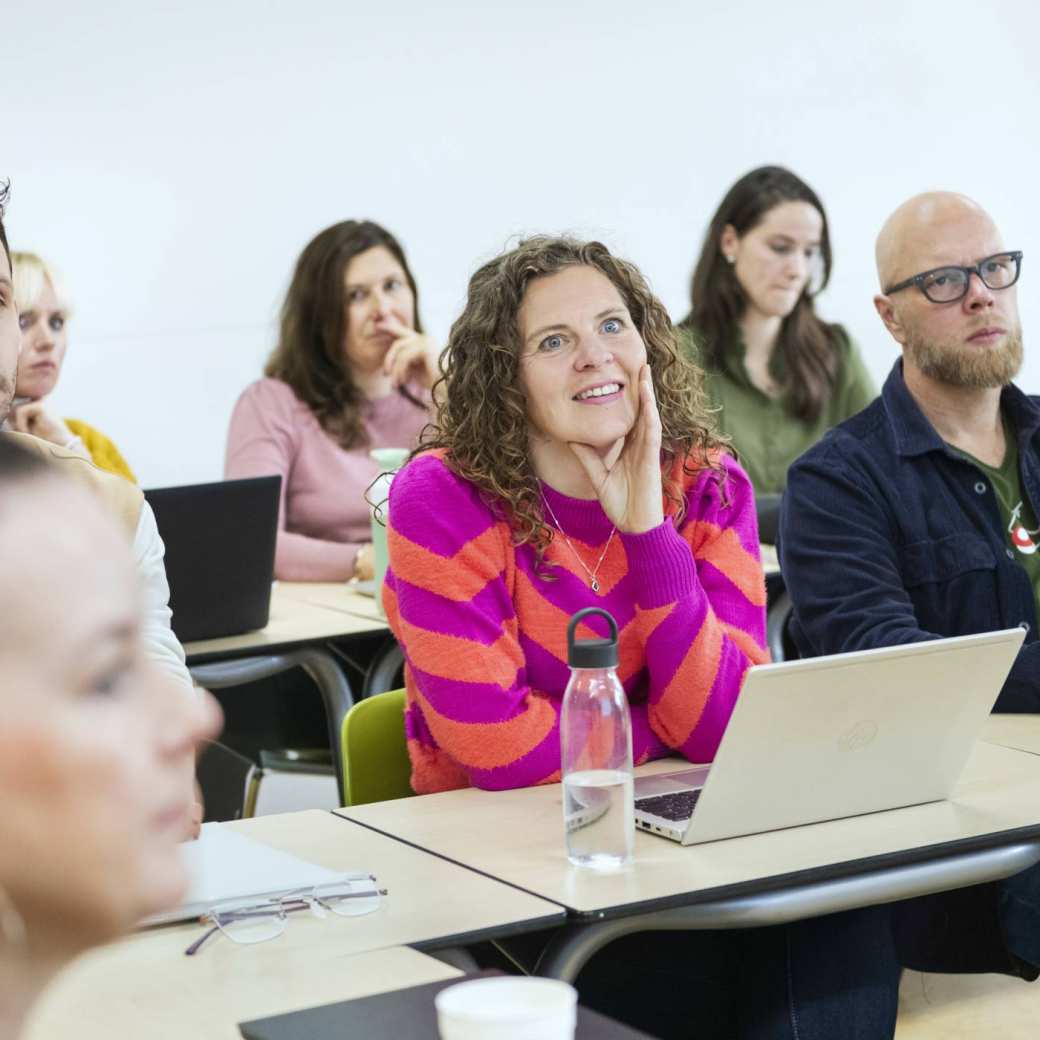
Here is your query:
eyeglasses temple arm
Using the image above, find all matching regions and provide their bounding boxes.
[184,924,220,956]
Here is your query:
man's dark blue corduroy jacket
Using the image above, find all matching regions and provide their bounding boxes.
[779,360,1040,712]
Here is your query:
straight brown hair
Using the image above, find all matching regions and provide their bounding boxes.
[266,220,425,450]
[680,166,840,423]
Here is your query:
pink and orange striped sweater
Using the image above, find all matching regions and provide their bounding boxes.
[384,449,768,793]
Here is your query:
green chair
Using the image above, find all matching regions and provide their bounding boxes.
[340,692,480,974]
[340,688,415,806]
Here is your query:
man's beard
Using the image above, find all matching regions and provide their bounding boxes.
[905,324,1024,389]
[0,372,13,425]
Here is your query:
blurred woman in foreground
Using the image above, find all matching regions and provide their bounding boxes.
[0,440,220,1039]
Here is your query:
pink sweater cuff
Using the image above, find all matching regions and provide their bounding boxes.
[619,521,697,608]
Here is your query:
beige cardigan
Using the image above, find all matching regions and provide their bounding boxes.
[5,430,191,693]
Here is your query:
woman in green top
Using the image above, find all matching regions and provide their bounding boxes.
[679,166,875,497]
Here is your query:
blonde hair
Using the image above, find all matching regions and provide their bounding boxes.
[11,251,72,318]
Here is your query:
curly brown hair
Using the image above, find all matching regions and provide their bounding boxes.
[265,220,425,450]
[420,236,726,565]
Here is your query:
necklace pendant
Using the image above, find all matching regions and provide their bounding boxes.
[590,578,600,593]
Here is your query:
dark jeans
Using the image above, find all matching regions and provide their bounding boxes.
[495,868,1040,1039]
[573,867,1040,1039]
[892,864,1040,981]
[569,907,900,1040]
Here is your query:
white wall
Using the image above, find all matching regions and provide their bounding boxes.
[5,0,1039,486]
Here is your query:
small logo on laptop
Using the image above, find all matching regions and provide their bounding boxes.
[838,720,878,752]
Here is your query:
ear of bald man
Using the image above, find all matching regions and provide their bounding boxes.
[873,291,906,346]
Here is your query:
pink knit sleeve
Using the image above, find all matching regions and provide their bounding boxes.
[621,454,768,763]
[224,379,358,581]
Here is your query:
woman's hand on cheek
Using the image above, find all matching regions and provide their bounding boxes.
[569,365,664,534]
[380,316,441,390]
[10,402,79,452]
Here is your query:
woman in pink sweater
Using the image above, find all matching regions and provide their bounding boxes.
[386,237,769,794]
[226,221,438,581]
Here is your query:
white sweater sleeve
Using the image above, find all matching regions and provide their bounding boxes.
[134,501,194,695]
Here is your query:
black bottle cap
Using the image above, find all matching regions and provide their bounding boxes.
[567,607,619,669]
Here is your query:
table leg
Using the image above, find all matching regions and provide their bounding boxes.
[363,638,405,697]
[190,647,355,803]
[536,841,1040,982]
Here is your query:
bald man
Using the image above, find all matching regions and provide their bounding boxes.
[779,192,1040,980]
[782,191,1036,704]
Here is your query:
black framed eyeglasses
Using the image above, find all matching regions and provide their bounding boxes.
[883,251,1023,303]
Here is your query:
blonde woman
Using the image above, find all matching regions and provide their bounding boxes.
[9,251,135,481]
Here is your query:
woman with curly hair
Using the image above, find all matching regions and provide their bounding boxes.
[386,235,768,794]
[226,220,438,581]
[384,237,900,1040]
[679,166,875,495]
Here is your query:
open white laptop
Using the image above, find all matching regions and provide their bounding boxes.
[633,629,1024,845]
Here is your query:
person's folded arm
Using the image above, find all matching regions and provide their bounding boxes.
[779,442,934,656]
[273,531,360,582]
[779,441,1040,711]
[134,501,193,695]
[624,456,769,763]
[225,381,361,581]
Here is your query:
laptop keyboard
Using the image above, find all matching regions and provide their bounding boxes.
[635,788,702,821]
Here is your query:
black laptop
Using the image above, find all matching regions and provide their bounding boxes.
[144,476,280,643]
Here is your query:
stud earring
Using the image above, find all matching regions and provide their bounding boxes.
[725,254,735,265]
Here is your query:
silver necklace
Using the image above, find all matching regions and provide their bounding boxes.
[542,495,616,593]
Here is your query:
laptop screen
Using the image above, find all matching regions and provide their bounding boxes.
[145,475,280,643]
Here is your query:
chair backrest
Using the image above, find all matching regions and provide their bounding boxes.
[755,492,783,546]
[766,589,799,663]
[195,740,261,822]
[363,638,405,697]
[340,688,415,806]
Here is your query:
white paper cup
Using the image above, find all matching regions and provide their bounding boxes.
[435,977,578,1040]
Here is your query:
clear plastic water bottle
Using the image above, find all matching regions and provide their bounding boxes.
[561,607,634,869]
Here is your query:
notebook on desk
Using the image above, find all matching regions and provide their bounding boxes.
[144,823,365,925]
[633,629,1025,845]
[144,475,280,642]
